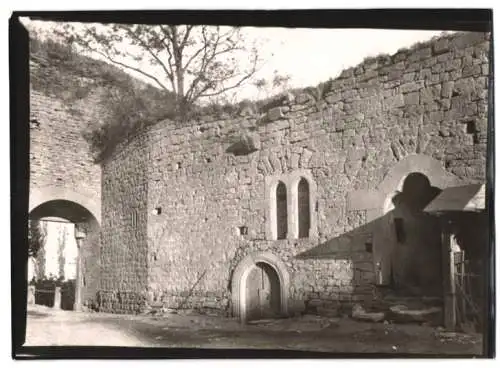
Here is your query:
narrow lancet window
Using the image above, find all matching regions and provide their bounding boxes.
[298,178,310,238]
[276,181,288,240]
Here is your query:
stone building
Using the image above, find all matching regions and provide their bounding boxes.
[95,31,490,320]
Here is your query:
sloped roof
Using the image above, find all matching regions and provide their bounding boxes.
[424,183,486,213]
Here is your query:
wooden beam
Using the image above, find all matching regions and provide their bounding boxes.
[74,239,83,312]
[441,220,457,330]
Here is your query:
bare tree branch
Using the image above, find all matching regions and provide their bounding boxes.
[184,28,223,102]
[163,42,177,93]
[57,23,262,117]
[197,51,259,99]
[180,25,194,50]
[117,24,174,85]
[91,46,170,91]
[183,26,208,71]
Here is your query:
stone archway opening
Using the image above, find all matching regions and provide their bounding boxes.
[231,252,290,323]
[245,262,281,321]
[29,199,100,311]
[386,172,443,297]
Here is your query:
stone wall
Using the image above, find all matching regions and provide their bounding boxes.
[144,118,376,315]
[101,31,490,316]
[29,45,165,309]
[30,69,104,307]
[100,132,149,313]
[30,89,102,202]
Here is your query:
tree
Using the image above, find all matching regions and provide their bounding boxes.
[55,23,261,117]
[28,219,46,258]
[57,224,67,280]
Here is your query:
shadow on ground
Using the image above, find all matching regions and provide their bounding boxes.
[95,313,483,355]
[24,307,484,356]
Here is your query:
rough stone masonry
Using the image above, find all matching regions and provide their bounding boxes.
[30,31,491,318]
[30,75,104,305]
[98,31,490,318]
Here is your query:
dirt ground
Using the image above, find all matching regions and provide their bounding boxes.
[23,304,484,356]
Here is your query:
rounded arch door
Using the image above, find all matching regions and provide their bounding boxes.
[245,262,281,321]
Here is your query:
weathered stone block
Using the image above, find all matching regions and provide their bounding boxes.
[463,64,482,77]
[325,92,342,104]
[269,152,282,172]
[266,107,284,122]
[419,68,432,80]
[400,80,425,94]
[338,67,355,79]
[433,37,451,54]
[408,47,432,62]
[300,148,313,168]
[451,32,487,49]
[403,92,420,105]
[357,69,378,82]
[444,58,462,72]
[383,94,405,110]
[441,81,454,99]
[290,152,301,169]
[420,85,442,104]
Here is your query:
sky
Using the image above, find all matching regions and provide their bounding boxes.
[28,221,78,280]
[23,19,448,102]
[243,27,446,99]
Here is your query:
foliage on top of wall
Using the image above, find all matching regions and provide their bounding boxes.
[30,34,178,162]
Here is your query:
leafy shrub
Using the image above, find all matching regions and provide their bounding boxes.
[30,34,177,162]
[28,220,45,258]
[31,275,76,310]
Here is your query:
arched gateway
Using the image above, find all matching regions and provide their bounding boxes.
[29,186,101,311]
[231,252,290,322]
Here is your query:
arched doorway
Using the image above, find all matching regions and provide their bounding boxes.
[245,262,281,321]
[231,252,290,322]
[29,196,100,311]
[383,172,443,296]
[345,155,461,294]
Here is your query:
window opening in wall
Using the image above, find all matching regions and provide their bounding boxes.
[466,121,476,134]
[276,181,288,240]
[131,210,138,228]
[297,178,311,238]
[239,226,248,235]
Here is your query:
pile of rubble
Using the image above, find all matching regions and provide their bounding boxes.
[351,303,443,326]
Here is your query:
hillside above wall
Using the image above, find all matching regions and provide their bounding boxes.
[29,35,178,162]
[29,35,172,204]
[29,36,175,106]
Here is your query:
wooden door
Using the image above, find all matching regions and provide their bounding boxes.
[246,263,280,321]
